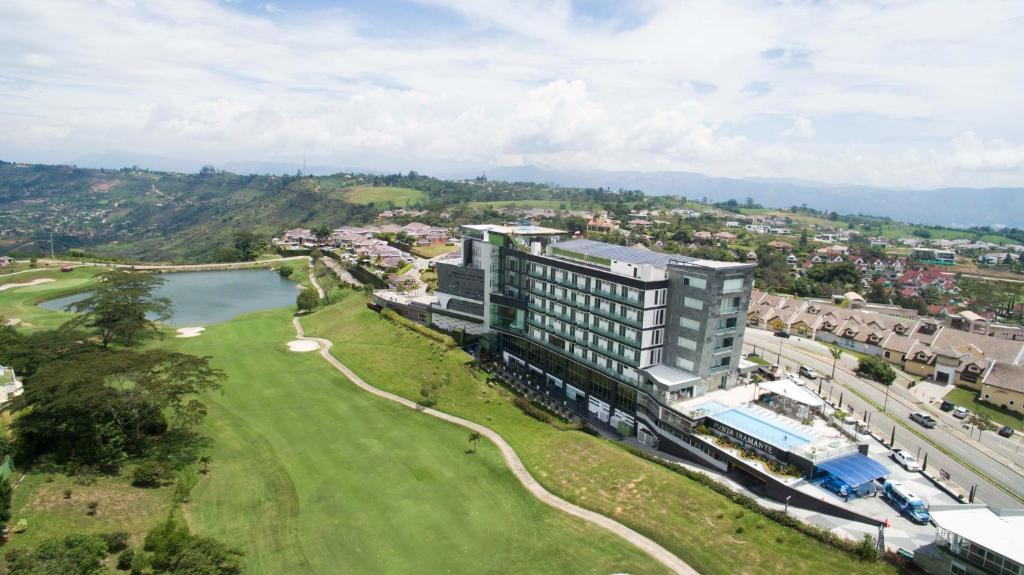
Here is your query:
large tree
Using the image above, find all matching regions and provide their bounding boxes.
[13,349,223,469]
[5,534,109,575]
[231,231,268,260]
[65,270,172,347]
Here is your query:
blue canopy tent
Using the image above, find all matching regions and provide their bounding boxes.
[814,453,890,496]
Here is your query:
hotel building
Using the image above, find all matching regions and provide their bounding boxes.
[434,224,758,451]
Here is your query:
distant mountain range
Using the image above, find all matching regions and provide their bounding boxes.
[471,166,1024,229]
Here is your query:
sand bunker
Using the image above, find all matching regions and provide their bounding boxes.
[176,327,205,338]
[287,339,320,352]
[0,278,55,291]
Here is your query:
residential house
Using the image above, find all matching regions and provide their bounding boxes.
[980,362,1024,415]
[282,228,317,247]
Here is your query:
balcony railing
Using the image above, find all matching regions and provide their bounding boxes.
[713,345,734,354]
[589,304,643,329]
[592,288,643,308]
[709,364,731,374]
[587,322,641,349]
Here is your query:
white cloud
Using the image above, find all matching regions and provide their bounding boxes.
[0,0,1022,188]
[781,117,815,139]
[948,131,1024,171]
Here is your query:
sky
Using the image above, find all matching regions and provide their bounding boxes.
[2,0,1024,189]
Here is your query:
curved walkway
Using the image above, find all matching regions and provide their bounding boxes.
[291,315,696,575]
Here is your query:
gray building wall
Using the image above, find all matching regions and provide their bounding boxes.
[436,262,485,301]
[663,262,755,394]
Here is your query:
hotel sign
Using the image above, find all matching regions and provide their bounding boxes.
[709,419,781,458]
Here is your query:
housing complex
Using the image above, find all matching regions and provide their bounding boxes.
[748,290,1024,414]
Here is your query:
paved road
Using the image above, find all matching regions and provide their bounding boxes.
[745,329,1024,508]
[292,315,696,575]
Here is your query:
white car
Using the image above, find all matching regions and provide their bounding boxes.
[952,406,970,419]
[798,365,819,380]
[891,448,922,472]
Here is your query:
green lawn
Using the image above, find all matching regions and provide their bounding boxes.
[0,266,109,330]
[164,308,666,575]
[5,266,665,574]
[410,243,457,258]
[944,386,1024,430]
[342,185,425,207]
[304,292,896,575]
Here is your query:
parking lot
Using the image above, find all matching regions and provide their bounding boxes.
[791,431,959,552]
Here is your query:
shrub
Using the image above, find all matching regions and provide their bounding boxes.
[63,489,72,499]
[855,534,880,562]
[296,289,320,311]
[131,461,168,488]
[116,548,134,570]
[856,357,896,385]
[277,265,294,279]
[512,396,551,424]
[101,532,130,553]
[86,501,99,516]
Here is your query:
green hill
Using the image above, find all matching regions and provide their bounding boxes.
[0,162,623,263]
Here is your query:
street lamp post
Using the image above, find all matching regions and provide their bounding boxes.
[882,382,891,412]
[785,495,791,514]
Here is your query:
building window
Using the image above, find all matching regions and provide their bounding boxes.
[675,357,694,371]
[717,317,737,329]
[683,276,706,289]
[722,278,744,293]
[654,308,665,325]
[683,297,704,310]
[652,329,663,345]
[680,317,700,330]
[677,337,697,350]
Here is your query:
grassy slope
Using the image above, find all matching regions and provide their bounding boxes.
[165,308,667,575]
[304,292,896,575]
[341,186,425,207]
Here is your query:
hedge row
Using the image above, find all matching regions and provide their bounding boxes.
[618,444,910,567]
[381,308,457,349]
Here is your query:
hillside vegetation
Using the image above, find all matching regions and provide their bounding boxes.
[0,163,625,263]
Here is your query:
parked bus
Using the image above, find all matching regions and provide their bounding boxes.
[882,481,930,524]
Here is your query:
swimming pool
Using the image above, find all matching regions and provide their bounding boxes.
[709,407,811,451]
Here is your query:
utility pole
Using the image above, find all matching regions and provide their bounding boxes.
[49,228,54,260]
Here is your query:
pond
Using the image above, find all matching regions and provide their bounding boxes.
[39,269,300,326]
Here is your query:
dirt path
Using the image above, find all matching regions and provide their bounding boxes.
[307,258,326,299]
[290,315,696,575]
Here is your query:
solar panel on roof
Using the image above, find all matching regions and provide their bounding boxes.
[554,239,691,267]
